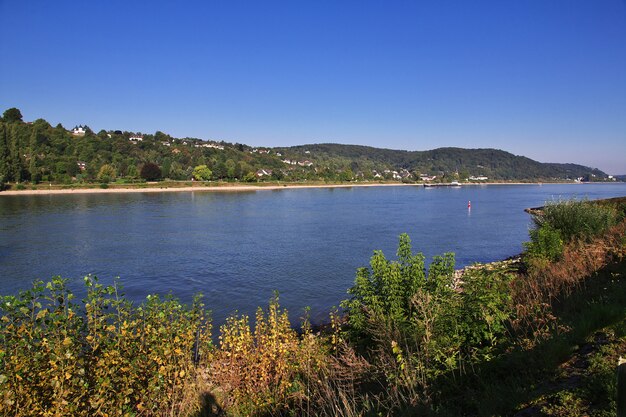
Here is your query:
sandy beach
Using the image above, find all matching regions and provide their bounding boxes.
[0,182,418,196]
[0,181,587,196]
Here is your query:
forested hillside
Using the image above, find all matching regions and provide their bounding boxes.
[0,107,610,185]
[278,143,609,181]
[0,108,286,184]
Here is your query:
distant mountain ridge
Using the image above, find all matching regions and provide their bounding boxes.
[276,143,608,181]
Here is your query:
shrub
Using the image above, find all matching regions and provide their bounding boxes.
[342,234,456,342]
[341,234,518,411]
[457,266,513,345]
[524,199,621,269]
[524,224,564,262]
[341,234,462,404]
[208,294,328,415]
[15,183,25,190]
[0,277,212,417]
[532,199,620,243]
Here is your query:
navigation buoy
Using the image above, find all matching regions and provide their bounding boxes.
[468,200,471,209]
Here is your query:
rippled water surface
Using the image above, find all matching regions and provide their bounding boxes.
[1,183,625,324]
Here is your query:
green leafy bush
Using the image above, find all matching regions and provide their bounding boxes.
[342,234,516,409]
[525,224,564,262]
[459,266,513,353]
[342,234,429,338]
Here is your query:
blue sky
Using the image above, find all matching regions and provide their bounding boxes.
[1,1,625,174]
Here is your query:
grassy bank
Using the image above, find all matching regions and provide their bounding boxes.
[1,197,625,416]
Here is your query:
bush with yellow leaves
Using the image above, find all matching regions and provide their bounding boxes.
[0,276,212,417]
[209,294,315,415]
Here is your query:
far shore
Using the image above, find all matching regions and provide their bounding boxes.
[0,180,596,196]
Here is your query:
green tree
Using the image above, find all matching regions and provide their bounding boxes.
[97,164,117,183]
[243,172,257,182]
[192,165,212,181]
[213,161,227,179]
[339,168,354,182]
[225,159,237,179]
[28,127,40,182]
[0,123,9,180]
[239,161,253,178]
[271,169,284,181]
[168,162,186,180]
[8,124,24,182]
[2,108,23,123]
[126,164,139,179]
[161,157,172,179]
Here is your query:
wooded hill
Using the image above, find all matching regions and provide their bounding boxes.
[277,143,608,181]
[0,108,610,184]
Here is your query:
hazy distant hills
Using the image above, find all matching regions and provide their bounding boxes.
[276,143,608,181]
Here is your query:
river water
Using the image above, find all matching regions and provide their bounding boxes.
[1,183,625,325]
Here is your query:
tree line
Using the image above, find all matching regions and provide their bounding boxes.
[0,107,610,186]
[0,108,290,185]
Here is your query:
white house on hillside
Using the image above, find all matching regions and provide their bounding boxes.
[72,126,86,136]
[256,169,273,177]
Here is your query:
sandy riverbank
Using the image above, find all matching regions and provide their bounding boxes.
[0,181,588,196]
[0,182,416,196]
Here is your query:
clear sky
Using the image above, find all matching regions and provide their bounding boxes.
[1,1,625,174]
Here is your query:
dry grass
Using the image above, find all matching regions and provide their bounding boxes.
[512,219,626,342]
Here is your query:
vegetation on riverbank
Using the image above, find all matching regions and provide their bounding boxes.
[1,197,625,416]
[0,108,613,191]
[0,179,405,194]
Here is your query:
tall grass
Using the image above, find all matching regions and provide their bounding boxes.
[532,198,621,243]
[518,199,626,341]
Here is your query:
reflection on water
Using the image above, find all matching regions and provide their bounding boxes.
[1,183,625,325]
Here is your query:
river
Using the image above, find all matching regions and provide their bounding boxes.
[1,183,625,325]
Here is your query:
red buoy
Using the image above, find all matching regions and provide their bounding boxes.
[468,200,471,209]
